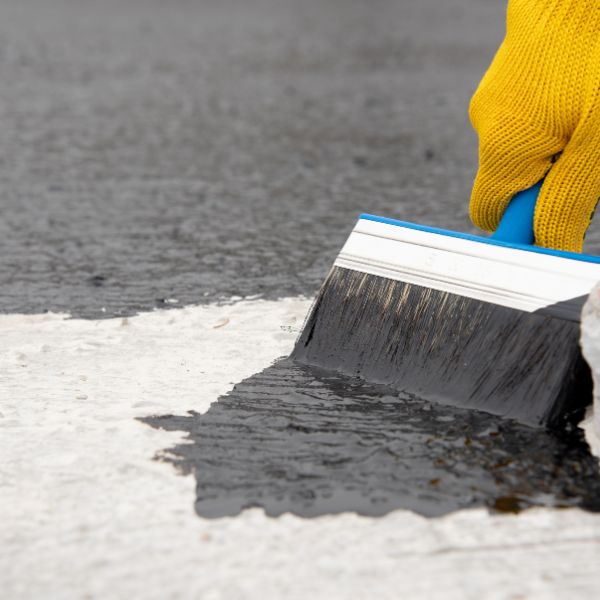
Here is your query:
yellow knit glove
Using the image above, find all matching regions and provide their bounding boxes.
[469,0,600,251]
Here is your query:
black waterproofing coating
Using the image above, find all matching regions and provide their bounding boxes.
[143,360,600,519]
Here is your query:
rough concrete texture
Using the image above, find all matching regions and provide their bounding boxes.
[581,285,600,449]
[2,299,600,600]
[4,0,599,318]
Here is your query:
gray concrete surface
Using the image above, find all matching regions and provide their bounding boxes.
[0,0,515,318]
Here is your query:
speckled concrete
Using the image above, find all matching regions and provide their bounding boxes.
[582,284,600,447]
[2,300,600,600]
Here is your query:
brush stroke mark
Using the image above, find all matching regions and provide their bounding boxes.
[142,359,600,519]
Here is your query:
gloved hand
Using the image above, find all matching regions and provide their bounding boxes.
[469,0,600,252]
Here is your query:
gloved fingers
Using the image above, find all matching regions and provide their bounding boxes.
[469,115,565,232]
[534,130,600,252]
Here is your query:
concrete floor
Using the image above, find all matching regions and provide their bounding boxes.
[2,302,600,600]
[0,0,508,318]
[3,1,600,598]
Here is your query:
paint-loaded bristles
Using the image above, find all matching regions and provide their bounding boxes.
[292,266,592,429]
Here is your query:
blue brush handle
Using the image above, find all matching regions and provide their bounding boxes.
[491,181,543,245]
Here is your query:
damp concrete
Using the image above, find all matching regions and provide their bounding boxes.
[5,0,600,318]
[143,359,600,519]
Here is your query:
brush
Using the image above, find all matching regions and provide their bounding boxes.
[292,184,600,428]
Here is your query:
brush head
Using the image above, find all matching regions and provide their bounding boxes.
[292,216,600,428]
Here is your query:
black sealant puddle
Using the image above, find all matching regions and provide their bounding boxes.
[142,359,600,519]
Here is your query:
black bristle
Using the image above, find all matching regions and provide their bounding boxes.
[292,267,592,429]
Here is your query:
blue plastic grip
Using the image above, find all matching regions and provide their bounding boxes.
[491,181,543,245]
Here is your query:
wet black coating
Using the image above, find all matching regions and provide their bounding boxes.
[142,359,600,519]
[3,0,600,318]
[293,267,592,428]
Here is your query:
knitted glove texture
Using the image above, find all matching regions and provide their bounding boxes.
[469,0,600,251]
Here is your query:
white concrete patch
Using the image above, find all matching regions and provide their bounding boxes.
[2,298,600,599]
[581,285,600,454]
[580,408,600,459]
